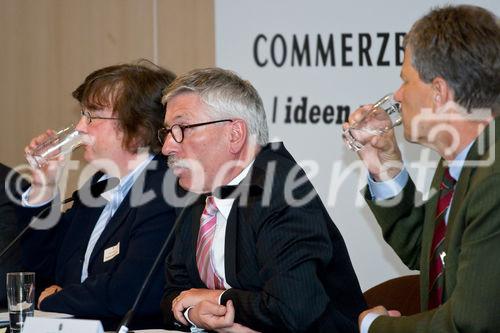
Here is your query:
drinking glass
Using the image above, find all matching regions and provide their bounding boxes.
[343,93,401,151]
[6,272,35,333]
[26,124,89,168]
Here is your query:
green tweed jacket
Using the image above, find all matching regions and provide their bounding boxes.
[365,120,500,332]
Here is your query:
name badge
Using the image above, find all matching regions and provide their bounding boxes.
[103,242,120,262]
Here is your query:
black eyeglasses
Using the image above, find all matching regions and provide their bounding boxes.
[157,119,233,144]
[80,109,120,125]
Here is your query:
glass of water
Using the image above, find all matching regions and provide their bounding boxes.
[6,272,35,333]
[25,124,90,168]
[343,93,401,151]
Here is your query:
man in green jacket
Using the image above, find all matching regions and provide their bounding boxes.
[348,5,500,333]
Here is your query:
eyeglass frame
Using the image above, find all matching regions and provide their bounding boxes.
[80,109,120,125]
[157,119,233,144]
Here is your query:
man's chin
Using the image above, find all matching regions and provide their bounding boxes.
[178,177,208,194]
[83,149,93,163]
[178,177,194,192]
[171,166,184,177]
[174,168,190,187]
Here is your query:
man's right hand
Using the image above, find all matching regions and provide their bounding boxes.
[189,300,261,333]
[24,130,64,204]
[344,105,403,181]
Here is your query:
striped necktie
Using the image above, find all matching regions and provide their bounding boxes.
[428,167,456,309]
[196,196,224,289]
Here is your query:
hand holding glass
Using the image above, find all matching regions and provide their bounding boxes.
[6,272,35,333]
[26,124,89,168]
[343,93,401,151]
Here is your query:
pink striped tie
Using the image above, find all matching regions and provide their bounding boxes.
[196,196,224,289]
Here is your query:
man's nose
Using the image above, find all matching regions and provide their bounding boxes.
[394,86,403,103]
[161,133,179,157]
[75,114,88,132]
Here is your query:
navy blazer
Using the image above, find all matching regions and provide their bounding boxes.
[162,143,366,333]
[0,163,29,308]
[19,154,176,330]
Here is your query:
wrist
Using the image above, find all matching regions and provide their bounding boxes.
[371,157,403,182]
[360,312,381,333]
[183,306,197,327]
[27,185,57,205]
[371,167,402,182]
[184,306,205,332]
[213,289,225,304]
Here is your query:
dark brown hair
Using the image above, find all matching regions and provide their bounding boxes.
[404,5,500,111]
[73,60,175,153]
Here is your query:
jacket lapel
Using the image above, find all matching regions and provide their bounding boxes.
[87,197,132,265]
[446,120,496,228]
[223,161,268,289]
[422,120,497,308]
[420,161,443,309]
[86,156,153,267]
[224,202,240,288]
[57,197,107,269]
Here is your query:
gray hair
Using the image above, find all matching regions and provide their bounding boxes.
[404,5,500,111]
[162,68,269,146]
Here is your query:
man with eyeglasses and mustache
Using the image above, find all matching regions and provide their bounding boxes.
[19,61,176,330]
[159,68,366,333]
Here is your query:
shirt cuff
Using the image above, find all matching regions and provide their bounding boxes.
[367,168,409,200]
[218,289,231,304]
[360,312,381,333]
[183,307,205,332]
[21,187,57,207]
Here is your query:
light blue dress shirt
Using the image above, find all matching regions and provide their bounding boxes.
[367,143,473,222]
[21,154,155,282]
[80,153,154,282]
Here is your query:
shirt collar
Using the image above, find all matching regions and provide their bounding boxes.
[213,161,255,220]
[447,141,474,182]
[100,153,155,202]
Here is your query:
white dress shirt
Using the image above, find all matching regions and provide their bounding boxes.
[184,161,254,332]
[211,161,254,289]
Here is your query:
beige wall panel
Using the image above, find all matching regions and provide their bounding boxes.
[0,0,214,196]
[157,0,215,74]
[0,0,157,169]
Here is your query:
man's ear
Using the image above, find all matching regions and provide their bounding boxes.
[431,76,454,107]
[228,120,247,154]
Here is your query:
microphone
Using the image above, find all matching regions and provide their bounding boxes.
[115,198,196,333]
[115,184,263,333]
[0,177,119,261]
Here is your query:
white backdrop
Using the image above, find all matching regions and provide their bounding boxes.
[215,0,499,290]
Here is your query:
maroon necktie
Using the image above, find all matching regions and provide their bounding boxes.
[428,167,456,309]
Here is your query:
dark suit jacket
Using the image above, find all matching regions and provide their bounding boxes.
[19,154,176,330]
[162,142,366,333]
[364,120,500,332]
[0,163,29,308]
